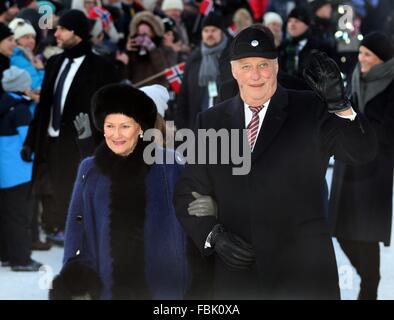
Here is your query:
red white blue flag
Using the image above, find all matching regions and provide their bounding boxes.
[165,62,186,94]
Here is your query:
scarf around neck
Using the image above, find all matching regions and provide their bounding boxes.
[351,57,394,113]
[198,35,228,87]
[63,40,91,59]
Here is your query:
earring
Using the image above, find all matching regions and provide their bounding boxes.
[139,132,143,138]
[103,133,106,137]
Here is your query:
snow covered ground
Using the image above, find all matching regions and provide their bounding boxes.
[0,167,393,300]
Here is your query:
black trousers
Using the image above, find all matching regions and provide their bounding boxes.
[0,183,33,265]
[37,137,75,233]
[337,238,380,300]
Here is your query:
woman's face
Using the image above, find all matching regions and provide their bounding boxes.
[0,35,16,57]
[137,23,154,38]
[104,113,142,157]
[17,34,36,51]
[358,45,383,74]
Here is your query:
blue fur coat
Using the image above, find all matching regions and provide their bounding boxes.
[51,142,189,299]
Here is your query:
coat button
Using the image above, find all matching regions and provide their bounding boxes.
[76,250,81,256]
[76,215,83,223]
[82,174,85,180]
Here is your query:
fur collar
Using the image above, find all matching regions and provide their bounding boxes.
[94,141,151,299]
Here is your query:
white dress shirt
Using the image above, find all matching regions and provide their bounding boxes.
[48,55,86,137]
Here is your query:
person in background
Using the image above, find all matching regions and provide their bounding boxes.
[329,32,394,300]
[21,9,117,246]
[0,0,20,24]
[0,23,16,95]
[263,11,283,48]
[176,12,229,129]
[0,66,43,271]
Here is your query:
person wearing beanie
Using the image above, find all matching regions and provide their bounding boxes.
[49,83,190,300]
[175,25,377,300]
[329,32,394,300]
[263,11,283,48]
[8,18,44,92]
[21,9,118,245]
[280,5,333,78]
[309,0,337,55]
[161,0,184,12]
[176,11,229,129]
[0,66,44,271]
[0,0,20,24]
[161,0,192,61]
[0,23,16,95]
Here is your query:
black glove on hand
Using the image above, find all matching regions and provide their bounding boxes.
[303,51,351,113]
[209,224,255,270]
[73,113,92,140]
[20,145,33,162]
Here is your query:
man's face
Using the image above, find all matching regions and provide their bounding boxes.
[202,26,222,47]
[287,18,309,38]
[315,4,332,19]
[231,57,278,106]
[54,26,80,49]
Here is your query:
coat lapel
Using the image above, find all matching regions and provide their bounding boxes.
[65,53,95,104]
[224,94,246,130]
[251,85,289,162]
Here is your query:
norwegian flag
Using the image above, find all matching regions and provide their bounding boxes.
[165,63,185,94]
[89,6,113,29]
[227,24,237,37]
[199,0,214,16]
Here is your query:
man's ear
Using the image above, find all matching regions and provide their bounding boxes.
[231,61,238,80]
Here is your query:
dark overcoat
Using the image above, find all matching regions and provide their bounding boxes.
[24,50,117,205]
[52,147,189,299]
[329,80,394,246]
[174,85,377,299]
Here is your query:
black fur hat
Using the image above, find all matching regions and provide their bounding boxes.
[91,83,157,132]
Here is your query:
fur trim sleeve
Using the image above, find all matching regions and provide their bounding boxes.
[49,262,102,300]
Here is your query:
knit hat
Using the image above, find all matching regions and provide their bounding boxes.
[230,25,278,60]
[1,66,32,92]
[8,18,36,40]
[91,83,157,132]
[309,0,330,13]
[201,12,224,31]
[360,32,394,62]
[288,6,311,26]
[140,84,169,117]
[58,9,91,41]
[263,12,283,26]
[161,0,184,12]
[0,23,13,42]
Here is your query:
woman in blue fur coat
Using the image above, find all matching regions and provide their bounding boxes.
[50,84,189,300]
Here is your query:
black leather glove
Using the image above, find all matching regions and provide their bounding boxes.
[303,51,351,113]
[209,224,255,270]
[20,145,33,162]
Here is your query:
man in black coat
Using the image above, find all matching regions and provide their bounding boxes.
[174,26,377,299]
[21,10,118,242]
[176,12,230,129]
